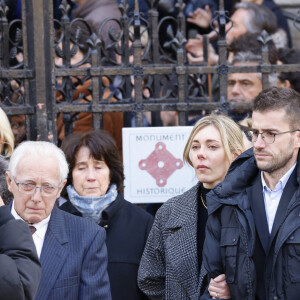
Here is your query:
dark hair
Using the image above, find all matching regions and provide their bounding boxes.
[234,2,277,35]
[61,130,124,192]
[232,51,262,65]
[278,47,300,94]
[253,87,300,129]
[228,32,278,65]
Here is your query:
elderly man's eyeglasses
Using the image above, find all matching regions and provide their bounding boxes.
[250,129,300,144]
[12,177,61,197]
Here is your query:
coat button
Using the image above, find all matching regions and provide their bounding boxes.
[274,296,278,300]
[290,236,294,240]
[104,225,109,229]
[232,238,236,242]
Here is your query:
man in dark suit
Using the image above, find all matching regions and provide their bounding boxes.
[6,141,111,300]
[202,87,300,299]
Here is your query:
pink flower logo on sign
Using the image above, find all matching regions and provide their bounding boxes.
[139,142,183,187]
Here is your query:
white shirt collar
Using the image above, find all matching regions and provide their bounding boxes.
[260,163,296,234]
[11,200,50,258]
[261,163,296,192]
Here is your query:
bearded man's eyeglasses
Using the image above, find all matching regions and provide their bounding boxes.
[250,129,300,144]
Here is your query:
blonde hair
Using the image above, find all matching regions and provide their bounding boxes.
[0,108,14,157]
[183,114,244,166]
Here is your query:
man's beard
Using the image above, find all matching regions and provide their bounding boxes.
[255,141,294,174]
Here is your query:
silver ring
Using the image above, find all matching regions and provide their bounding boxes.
[215,292,219,298]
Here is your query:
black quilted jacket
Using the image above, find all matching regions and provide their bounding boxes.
[201,148,300,300]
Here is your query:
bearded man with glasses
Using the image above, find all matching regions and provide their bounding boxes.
[201,87,300,300]
[6,141,111,300]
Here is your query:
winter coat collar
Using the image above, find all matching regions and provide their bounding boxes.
[207,148,300,215]
[99,193,125,227]
[207,148,257,214]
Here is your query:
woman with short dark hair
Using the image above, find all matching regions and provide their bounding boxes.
[59,129,153,300]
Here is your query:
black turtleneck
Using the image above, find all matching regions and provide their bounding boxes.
[197,185,210,269]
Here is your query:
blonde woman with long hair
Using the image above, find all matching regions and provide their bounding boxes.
[138,114,245,299]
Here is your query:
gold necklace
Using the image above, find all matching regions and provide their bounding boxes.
[200,191,207,209]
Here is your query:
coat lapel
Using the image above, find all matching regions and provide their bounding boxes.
[248,175,270,254]
[35,206,69,299]
[165,184,200,299]
[268,168,298,251]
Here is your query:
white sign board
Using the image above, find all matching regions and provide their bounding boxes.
[123,126,198,204]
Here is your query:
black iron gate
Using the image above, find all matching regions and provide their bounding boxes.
[1,0,300,144]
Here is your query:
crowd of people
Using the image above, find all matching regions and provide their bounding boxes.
[2,0,300,300]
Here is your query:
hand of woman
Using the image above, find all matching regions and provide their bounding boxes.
[208,274,231,299]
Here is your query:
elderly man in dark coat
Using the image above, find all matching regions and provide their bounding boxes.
[6,141,111,300]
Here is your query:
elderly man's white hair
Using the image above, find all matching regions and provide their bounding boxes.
[8,141,69,182]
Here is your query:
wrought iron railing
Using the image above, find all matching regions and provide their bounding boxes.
[0,0,300,144]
